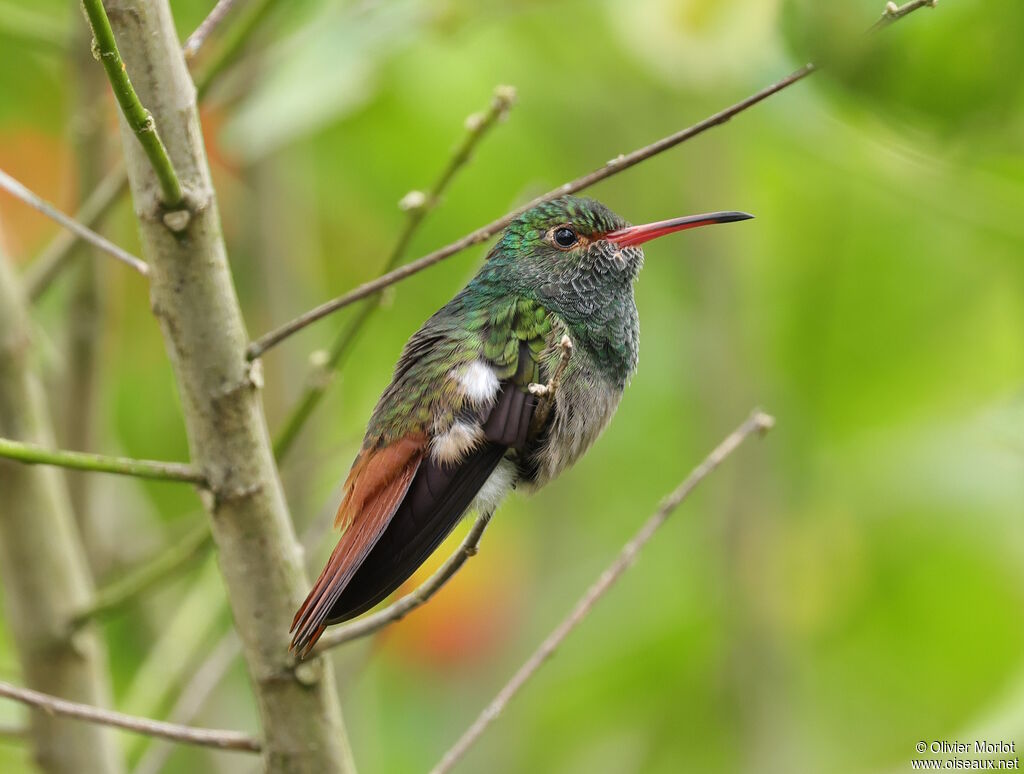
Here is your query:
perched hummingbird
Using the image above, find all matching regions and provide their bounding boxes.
[291,195,751,656]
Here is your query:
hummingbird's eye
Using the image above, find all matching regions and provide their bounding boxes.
[552,226,578,249]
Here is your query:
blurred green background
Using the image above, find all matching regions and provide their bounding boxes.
[1,0,1022,772]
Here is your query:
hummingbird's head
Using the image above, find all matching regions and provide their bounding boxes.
[482,195,752,310]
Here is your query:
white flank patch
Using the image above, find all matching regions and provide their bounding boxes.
[431,421,484,465]
[453,360,499,405]
[473,458,517,516]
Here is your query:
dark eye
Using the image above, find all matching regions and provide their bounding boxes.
[553,226,578,248]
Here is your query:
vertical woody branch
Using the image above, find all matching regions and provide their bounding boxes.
[102,1,354,771]
[0,239,122,774]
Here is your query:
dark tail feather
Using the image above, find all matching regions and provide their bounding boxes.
[324,442,507,623]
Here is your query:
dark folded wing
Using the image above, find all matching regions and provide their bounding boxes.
[323,384,536,625]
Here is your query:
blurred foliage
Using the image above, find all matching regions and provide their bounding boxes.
[0,0,1022,772]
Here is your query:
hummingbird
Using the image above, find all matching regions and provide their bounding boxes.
[291,195,752,656]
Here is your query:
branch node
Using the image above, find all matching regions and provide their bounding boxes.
[492,84,517,115]
[211,481,264,509]
[399,190,428,212]
[752,411,776,435]
[247,358,265,390]
[162,208,191,232]
[307,350,334,390]
[292,658,323,687]
[308,349,329,369]
[211,365,263,402]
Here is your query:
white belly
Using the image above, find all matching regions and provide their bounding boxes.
[470,458,518,516]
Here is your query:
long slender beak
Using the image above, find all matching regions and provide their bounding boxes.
[604,211,753,248]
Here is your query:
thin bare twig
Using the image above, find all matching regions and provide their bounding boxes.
[431,410,775,774]
[247,0,941,361]
[244,64,814,360]
[313,508,496,654]
[0,680,260,753]
[872,0,937,31]
[0,168,147,277]
[272,84,517,461]
[183,0,245,59]
[0,437,205,484]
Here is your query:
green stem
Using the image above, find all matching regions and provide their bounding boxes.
[272,85,516,461]
[0,437,205,484]
[72,522,213,628]
[81,0,184,208]
[28,0,284,301]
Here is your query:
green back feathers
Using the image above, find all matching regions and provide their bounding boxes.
[361,195,643,451]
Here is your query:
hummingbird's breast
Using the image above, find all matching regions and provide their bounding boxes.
[519,318,631,490]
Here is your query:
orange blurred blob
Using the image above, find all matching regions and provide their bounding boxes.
[0,129,73,263]
[379,523,526,670]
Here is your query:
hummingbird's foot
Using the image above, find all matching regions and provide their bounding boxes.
[528,335,573,399]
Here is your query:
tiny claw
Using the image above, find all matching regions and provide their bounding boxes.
[528,382,551,397]
[528,334,575,400]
